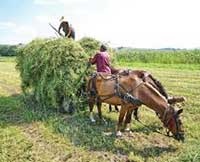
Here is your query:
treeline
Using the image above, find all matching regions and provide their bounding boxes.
[115,49,200,64]
[0,44,19,56]
[2,42,200,64]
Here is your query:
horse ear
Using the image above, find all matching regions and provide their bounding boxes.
[176,109,183,116]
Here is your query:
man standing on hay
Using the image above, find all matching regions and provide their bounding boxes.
[58,16,75,39]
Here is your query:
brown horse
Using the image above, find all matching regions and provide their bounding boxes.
[108,68,184,119]
[109,69,184,114]
[87,70,185,141]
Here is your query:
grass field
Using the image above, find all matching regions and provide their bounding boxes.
[0,57,199,162]
[115,49,200,64]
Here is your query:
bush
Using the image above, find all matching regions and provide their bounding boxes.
[0,45,18,56]
[16,38,90,111]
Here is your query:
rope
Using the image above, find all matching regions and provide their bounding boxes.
[134,117,172,137]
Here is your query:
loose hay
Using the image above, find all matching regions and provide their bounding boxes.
[16,37,114,112]
[17,38,89,111]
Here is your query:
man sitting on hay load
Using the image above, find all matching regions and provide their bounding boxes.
[89,44,185,104]
[89,44,111,74]
[89,44,120,112]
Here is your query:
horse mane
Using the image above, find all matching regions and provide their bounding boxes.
[148,74,169,99]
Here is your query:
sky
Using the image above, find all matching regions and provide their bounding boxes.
[1,0,200,48]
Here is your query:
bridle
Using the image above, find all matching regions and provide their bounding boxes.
[162,106,184,140]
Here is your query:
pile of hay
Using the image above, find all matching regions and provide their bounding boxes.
[17,37,115,112]
[78,37,101,57]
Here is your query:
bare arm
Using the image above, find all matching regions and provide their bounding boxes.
[89,53,98,64]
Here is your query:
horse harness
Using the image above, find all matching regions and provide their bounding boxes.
[89,71,183,139]
[89,70,144,106]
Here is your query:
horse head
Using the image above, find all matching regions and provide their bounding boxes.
[163,107,185,141]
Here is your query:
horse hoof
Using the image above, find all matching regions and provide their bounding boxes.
[116,131,122,137]
[102,118,108,125]
[90,119,96,123]
[135,117,140,121]
[124,127,130,132]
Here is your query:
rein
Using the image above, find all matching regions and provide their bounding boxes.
[142,106,182,138]
[135,107,174,137]
[135,117,174,137]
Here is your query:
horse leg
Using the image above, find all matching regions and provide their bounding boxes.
[124,108,134,132]
[124,105,139,132]
[97,102,107,124]
[116,105,128,137]
[109,105,119,112]
[133,108,139,121]
[109,104,112,112]
[89,97,96,123]
[96,101,102,119]
[115,105,119,112]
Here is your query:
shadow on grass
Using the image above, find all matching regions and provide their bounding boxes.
[0,95,24,127]
[131,122,163,135]
[0,95,178,160]
[50,112,177,161]
[118,139,177,160]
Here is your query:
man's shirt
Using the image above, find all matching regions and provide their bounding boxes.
[90,51,111,73]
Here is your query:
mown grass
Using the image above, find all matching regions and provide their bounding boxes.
[0,57,199,162]
[0,56,16,62]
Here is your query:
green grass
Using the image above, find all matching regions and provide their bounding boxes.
[117,61,200,70]
[0,56,16,62]
[115,49,200,64]
[0,57,200,162]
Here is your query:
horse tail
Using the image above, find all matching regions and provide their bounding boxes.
[148,74,169,99]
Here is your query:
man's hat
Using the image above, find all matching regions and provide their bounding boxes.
[60,16,66,22]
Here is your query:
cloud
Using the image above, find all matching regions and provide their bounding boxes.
[14,25,37,38]
[0,22,16,30]
[35,15,58,24]
[33,0,56,5]
[0,21,38,44]
[33,0,90,5]
[2,0,200,47]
